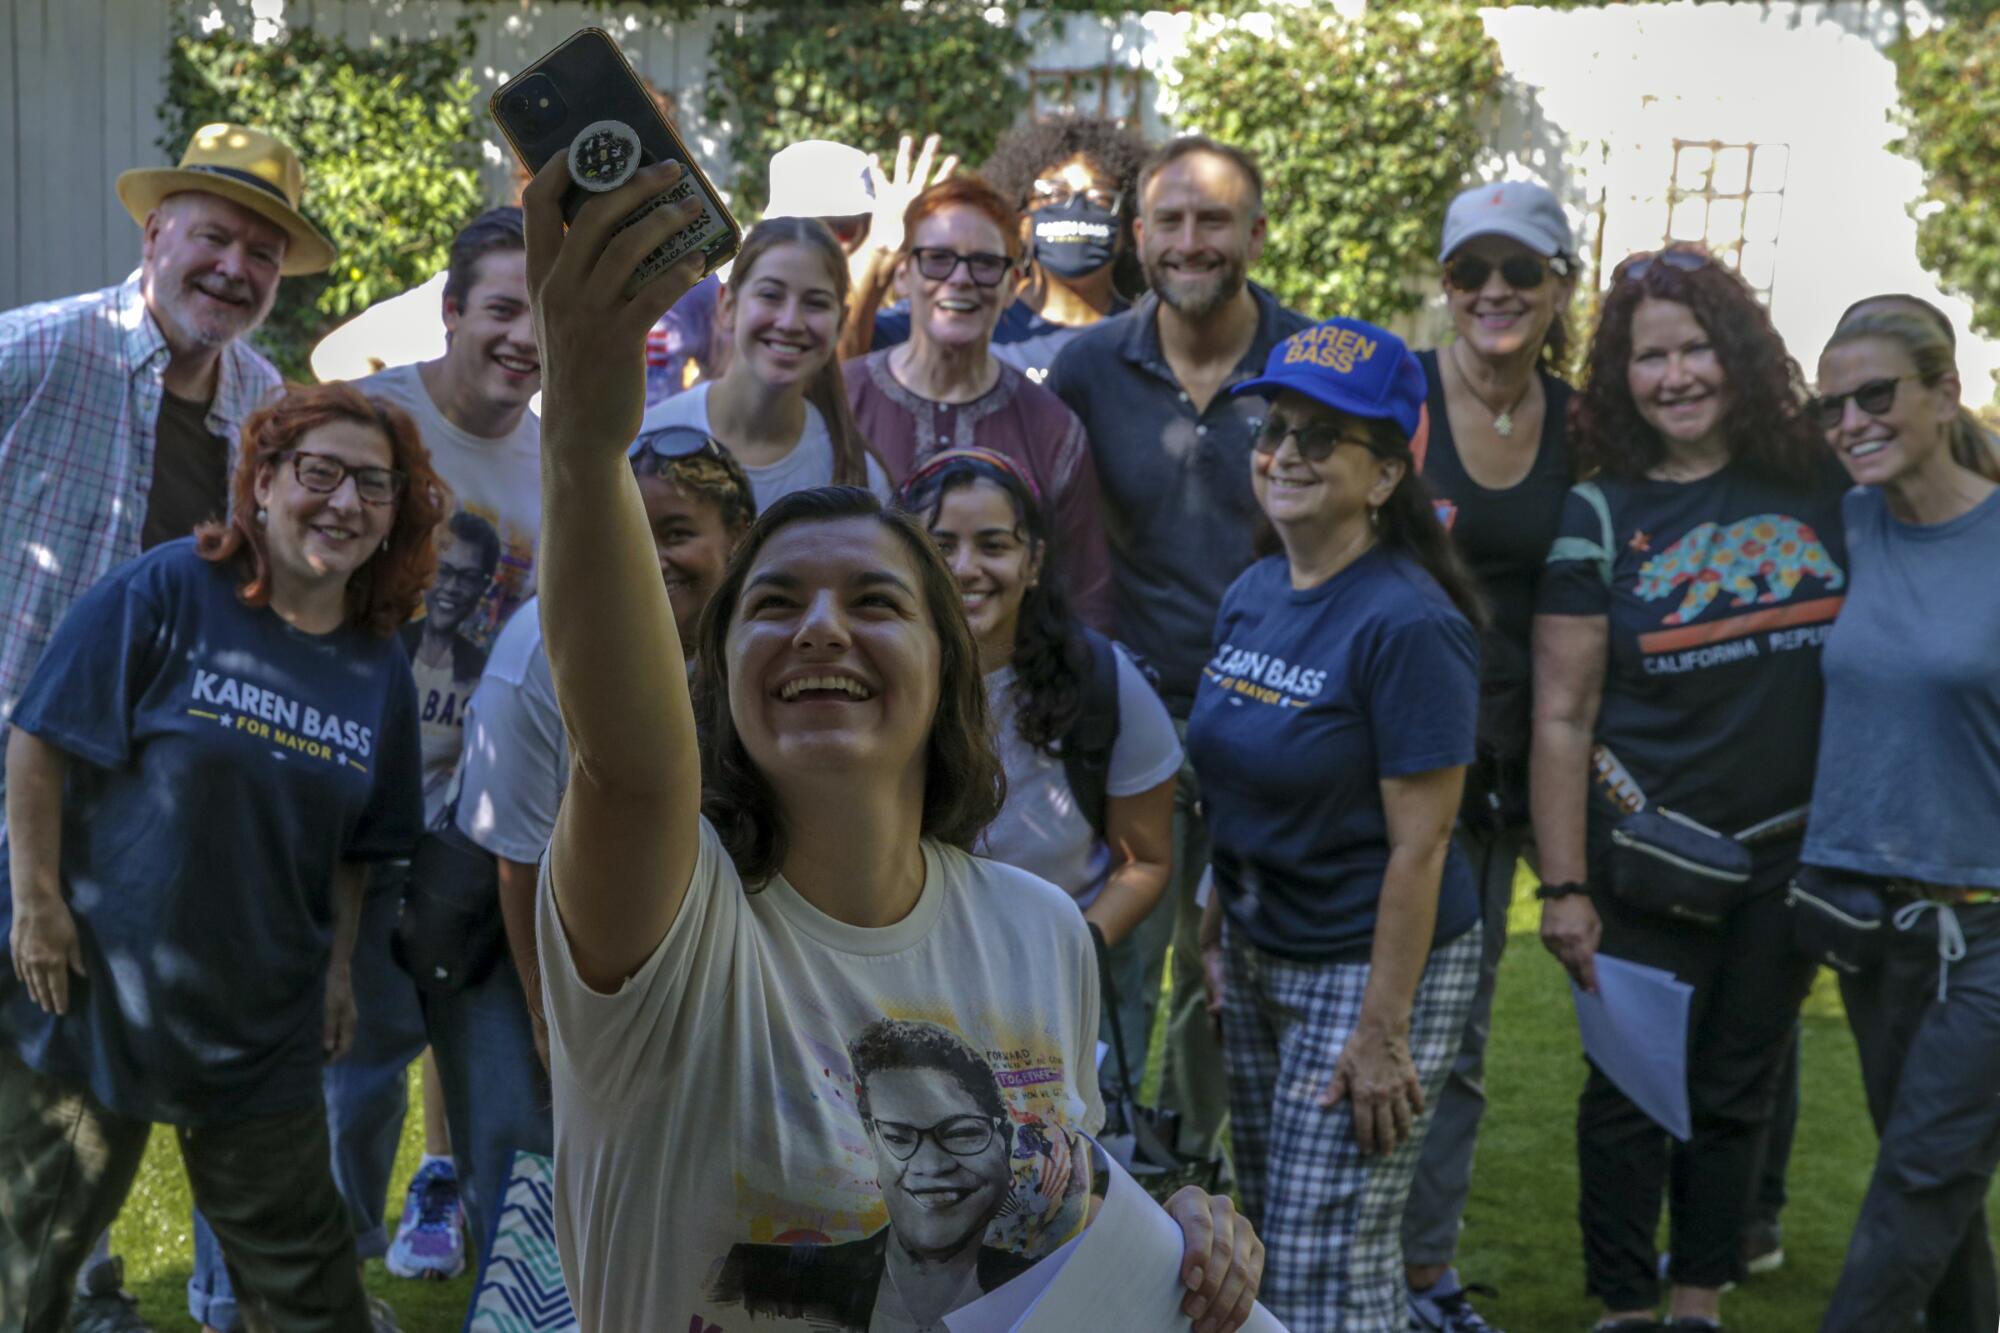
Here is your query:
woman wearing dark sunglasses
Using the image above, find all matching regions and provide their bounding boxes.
[1531,247,1847,1333]
[1186,317,1487,1333]
[1,382,440,1321]
[1804,304,2000,1333]
[1401,178,1579,1333]
[846,175,1114,630]
[516,155,1263,1333]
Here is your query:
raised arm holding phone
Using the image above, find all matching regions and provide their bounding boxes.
[522,147,1262,1333]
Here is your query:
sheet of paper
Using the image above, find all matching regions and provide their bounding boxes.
[1571,952,1694,1141]
[945,1141,1289,1333]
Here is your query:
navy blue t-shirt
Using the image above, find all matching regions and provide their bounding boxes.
[1185,549,1482,962]
[0,541,423,1124]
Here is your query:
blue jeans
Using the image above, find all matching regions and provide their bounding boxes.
[423,950,553,1260]
[190,877,426,1326]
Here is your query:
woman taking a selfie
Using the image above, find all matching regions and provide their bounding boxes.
[520,155,1263,1333]
[1532,247,1844,1332]
[1188,317,1486,1333]
[639,216,890,509]
[1,382,436,1325]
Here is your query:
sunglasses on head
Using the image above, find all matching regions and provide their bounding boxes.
[1809,375,1919,431]
[909,247,1013,288]
[1444,252,1567,293]
[627,425,731,464]
[1252,415,1376,463]
[1613,248,1711,285]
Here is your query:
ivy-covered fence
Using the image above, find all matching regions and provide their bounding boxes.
[160,16,486,379]
[1896,1,2000,340]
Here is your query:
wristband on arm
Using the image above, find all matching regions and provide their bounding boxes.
[1534,880,1589,901]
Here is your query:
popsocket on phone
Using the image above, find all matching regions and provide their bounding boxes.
[568,120,646,192]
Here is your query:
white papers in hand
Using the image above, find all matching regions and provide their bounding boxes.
[943,1140,1289,1332]
[1571,953,1693,1141]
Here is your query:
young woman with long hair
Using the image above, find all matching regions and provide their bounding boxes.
[518,153,1262,1333]
[1187,317,1488,1333]
[640,216,890,508]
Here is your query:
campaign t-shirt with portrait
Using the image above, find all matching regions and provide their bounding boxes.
[1538,461,1848,838]
[1185,548,1482,962]
[0,540,422,1125]
[637,381,893,513]
[361,362,541,815]
[979,648,1182,908]
[537,820,1104,1332]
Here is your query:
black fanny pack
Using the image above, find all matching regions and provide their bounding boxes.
[391,807,505,995]
[1608,806,1754,927]
[1785,866,1887,975]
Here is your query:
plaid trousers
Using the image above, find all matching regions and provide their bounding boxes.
[1222,923,1483,1333]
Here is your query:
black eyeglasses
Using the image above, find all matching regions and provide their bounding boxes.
[1444,253,1567,293]
[909,247,1013,288]
[1253,416,1375,463]
[627,425,730,464]
[1030,179,1123,214]
[1810,375,1918,430]
[1613,248,1711,284]
[866,1113,1006,1161]
[283,451,405,506]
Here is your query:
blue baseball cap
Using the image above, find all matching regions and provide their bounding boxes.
[1231,317,1427,441]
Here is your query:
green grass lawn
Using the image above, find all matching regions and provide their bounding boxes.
[110,871,1996,1332]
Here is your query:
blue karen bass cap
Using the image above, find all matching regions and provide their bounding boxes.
[1231,317,1427,441]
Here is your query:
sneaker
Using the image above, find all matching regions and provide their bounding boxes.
[68,1258,154,1333]
[384,1156,466,1280]
[1741,1221,1784,1276]
[1409,1269,1504,1332]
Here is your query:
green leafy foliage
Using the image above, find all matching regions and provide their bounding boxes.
[160,19,486,379]
[707,1,1032,218]
[1169,2,1502,323]
[1896,12,2000,339]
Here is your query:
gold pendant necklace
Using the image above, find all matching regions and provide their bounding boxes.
[1451,342,1532,439]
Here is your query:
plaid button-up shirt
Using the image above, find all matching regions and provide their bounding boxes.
[0,276,280,720]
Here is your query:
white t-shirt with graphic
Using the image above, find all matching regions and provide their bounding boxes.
[638,381,893,512]
[360,362,541,815]
[537,820,1104,1332]
[979,650,1183,908]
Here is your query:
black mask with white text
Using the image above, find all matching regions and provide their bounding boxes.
[1030,201,1118,278]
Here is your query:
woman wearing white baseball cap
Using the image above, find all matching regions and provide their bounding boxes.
[1404,178,1578,1333]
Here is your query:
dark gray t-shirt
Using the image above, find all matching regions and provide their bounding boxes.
[1046,286,1313,714]
[1805,484,2000,888]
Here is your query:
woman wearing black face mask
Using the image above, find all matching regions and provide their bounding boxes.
[865,117,1150,383]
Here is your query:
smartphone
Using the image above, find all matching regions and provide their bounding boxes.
[490,28,741,287]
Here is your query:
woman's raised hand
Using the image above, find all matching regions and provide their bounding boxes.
[522,156,710,456]
[862,133,959,261]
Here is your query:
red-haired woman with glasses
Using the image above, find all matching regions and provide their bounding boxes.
[0,381,440,1324]
[845,175,1114,629]
[1530,248,1847,1332]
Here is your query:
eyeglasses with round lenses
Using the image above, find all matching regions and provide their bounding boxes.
[866,1113,1005,1161]
[1030,179,1124,214]
[909,247,1013,289]
[1811,375,1918,431]
[1444,252,1565,293]
[1253,415,1375,463]
[284,451,406,506]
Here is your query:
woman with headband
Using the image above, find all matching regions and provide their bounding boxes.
[1532,247,1846,1332]
[1186,317,1486,1332]
[897,447,1179,1064]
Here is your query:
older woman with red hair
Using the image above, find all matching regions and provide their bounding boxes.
[845,174,1113,628]
[0,381,439,1326]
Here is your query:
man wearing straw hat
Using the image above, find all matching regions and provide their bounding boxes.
[0,124,343,1333]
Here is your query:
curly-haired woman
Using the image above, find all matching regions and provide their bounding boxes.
[1530,248,1847,1332]
[868,116,1150,383]
[1,382,438,1325]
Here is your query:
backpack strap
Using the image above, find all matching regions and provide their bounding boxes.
[1061,627,1123,841]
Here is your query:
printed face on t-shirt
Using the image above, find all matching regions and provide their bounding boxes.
[426,527,498,637]
[864,1065,1015,1258]
[924,478,1042,660]
[719,241,842,392]
[726,515,941,782]
[441,249,540,411]
[1626,299,1732,456]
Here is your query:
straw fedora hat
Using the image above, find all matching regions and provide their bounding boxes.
[117,123,336,276]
